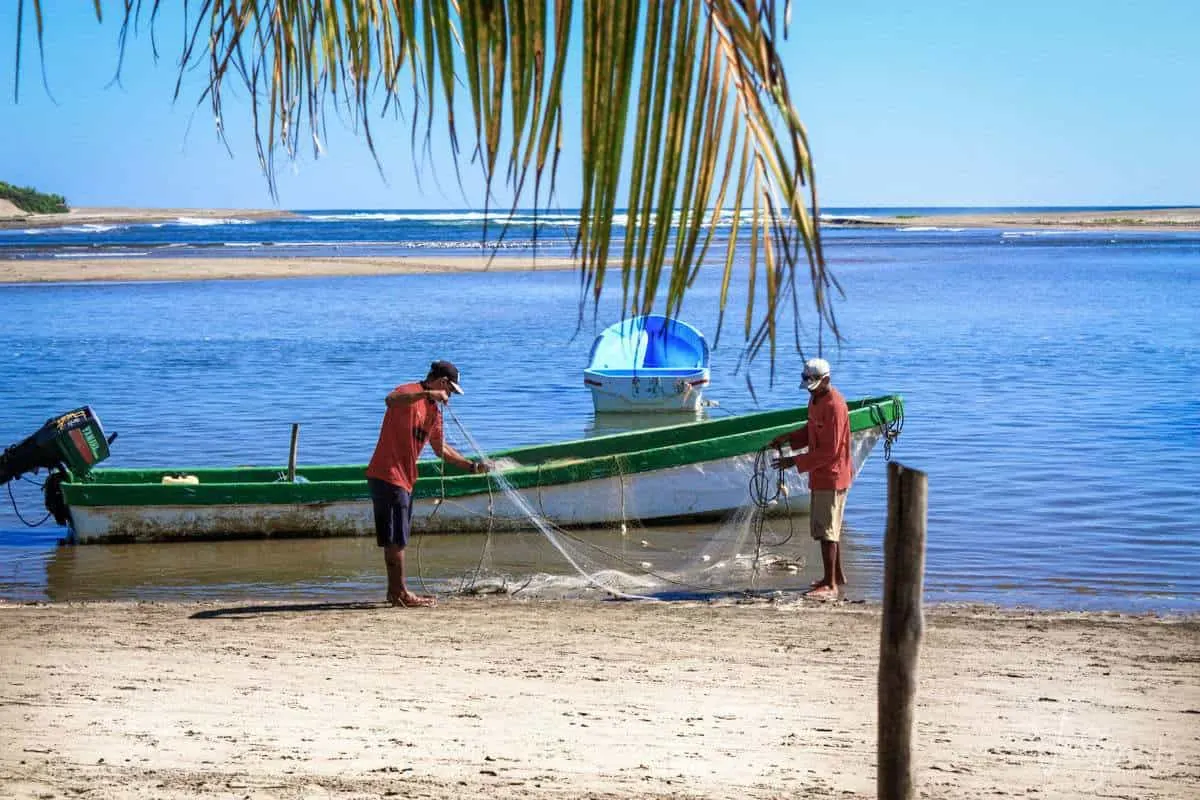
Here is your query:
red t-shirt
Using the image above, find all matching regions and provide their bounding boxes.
[365,383,445,492]
[787,386,853,491]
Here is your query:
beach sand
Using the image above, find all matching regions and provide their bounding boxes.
[1,598,1196,799]
[0,255,582,284]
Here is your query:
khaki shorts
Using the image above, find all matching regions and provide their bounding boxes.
[810,489,848,542]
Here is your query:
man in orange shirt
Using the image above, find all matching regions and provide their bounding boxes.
[366,360,487,608]
[770,358,853,600]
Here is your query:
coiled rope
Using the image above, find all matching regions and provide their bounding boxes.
[870,401,905,461]
[746,446,797,584]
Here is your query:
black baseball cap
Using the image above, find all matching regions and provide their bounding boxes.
[428,360,464,395]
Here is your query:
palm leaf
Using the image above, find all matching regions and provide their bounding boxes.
[14,0,838,372]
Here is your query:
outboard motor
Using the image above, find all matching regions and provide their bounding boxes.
[1,407,115,524]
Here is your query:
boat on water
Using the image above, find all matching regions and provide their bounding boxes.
[584,314,711,412]
[8,396,902,544]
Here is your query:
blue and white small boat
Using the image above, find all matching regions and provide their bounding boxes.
[584,315,711,413]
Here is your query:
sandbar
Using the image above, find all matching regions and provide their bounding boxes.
[827,206,1200,231]
[1,598,1196,799]
[0,205,297,229]
[0,255,581,284]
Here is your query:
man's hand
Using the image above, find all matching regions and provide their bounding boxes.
[471,459,491,475]
[771,455,794,470]
[769,435,788,450]
[426,388,450,404]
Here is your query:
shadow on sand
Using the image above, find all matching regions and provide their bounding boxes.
[190,601,384,619]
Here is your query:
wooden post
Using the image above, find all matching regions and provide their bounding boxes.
[287,423,300,483]
[878,461,927,800]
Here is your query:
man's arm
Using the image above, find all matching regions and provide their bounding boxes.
[386,386,448,408]
[770,426,808,451]
[789,437,836,474]
[433,441,486,474]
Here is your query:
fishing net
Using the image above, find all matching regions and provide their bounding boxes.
[430,408,808,601]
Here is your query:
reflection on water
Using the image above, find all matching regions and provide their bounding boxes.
[583,408,712,437]
[36,519,880,604]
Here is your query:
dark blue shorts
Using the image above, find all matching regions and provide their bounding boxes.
[368,478,413,548]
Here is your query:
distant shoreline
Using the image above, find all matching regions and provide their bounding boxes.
[2,205,1197,284]
[824,206,1200,232]
[1,205,1197,232]
[0,205,298,230]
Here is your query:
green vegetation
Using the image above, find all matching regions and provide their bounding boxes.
[1089,217,1182,226]
[0,181,69,214]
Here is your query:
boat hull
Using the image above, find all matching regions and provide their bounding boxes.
[65,429,882,543]
[59,396,903,544]
[584,368,710,413]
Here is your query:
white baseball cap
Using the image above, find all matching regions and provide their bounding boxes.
[801,358,831,390]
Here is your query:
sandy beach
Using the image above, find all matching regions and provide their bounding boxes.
[1,598,1196,799]
[0,255,582,284]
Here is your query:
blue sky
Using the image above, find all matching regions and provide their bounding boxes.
[1,1,1196,210]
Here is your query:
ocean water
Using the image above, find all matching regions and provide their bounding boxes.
[1,210,1197,612]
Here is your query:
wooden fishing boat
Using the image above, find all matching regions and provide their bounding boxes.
[54,395,903,544]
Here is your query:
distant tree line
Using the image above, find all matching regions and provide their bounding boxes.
[0,181,69,214]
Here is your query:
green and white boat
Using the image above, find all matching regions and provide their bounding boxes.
[51,396,902,544]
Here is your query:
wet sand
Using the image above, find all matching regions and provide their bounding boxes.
[0,254,582,283]
[1,598,1196,799]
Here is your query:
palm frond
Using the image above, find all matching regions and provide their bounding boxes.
[13,0,837,372]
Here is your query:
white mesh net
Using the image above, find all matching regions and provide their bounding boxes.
[437,408,808,601]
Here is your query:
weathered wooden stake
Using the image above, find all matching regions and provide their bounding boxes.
[878,461,928,800]
[287,423,300,483]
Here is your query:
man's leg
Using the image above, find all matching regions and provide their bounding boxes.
[370,478,400,603]
[384,544,434,606]
[384,544,403,602]
[371,479,435,607]
[831,489,848,589]
[807,489,838,596]
[391,489,435,607]
[817,540,837,589]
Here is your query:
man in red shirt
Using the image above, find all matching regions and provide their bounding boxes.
[770,358,853,600]
[366,360,487,608]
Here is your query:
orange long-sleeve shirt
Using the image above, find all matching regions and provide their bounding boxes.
[787,386,853,491]
[365,383,445,492]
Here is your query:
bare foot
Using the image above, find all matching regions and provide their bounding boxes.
[804,584,839,601]
[390,592,437,608]
[813,573,848,590]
